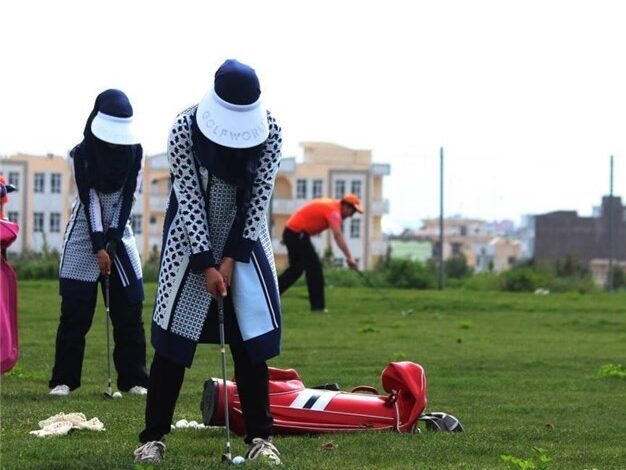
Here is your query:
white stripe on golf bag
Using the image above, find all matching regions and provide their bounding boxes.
[289,390,339,411]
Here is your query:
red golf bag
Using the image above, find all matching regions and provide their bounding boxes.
[201,361,427,434]
[1,217,19,375]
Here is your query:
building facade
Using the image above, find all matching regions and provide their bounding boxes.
[3,144,391,272]
[134,153,170,260]
[1,153,73,253]
[271,142,390,270]
[403,217,520,271]
[523,196,626,265]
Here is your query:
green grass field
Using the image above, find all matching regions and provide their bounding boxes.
[1,281,625,469]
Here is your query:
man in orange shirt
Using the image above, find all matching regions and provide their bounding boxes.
[278,194,362,312]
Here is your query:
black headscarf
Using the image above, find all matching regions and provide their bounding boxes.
[75,89,140,193]
[191,114,263,190]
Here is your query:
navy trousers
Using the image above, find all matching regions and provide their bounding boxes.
[139,295,273,444]
[49,267,149,391]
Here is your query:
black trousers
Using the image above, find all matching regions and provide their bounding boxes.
[49,268,149,391]
[139,297,273,445]
[278,228,325,310]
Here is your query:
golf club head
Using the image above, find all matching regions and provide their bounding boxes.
[200,379,219,425]
[420,412,464,432]
[221,452,233,464]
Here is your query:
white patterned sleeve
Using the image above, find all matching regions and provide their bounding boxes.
[232,113,281,260]
[167,109,216,271]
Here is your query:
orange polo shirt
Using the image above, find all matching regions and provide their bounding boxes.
[285,199,342,236]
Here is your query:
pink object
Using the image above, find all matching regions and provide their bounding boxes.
[1,219,19,375]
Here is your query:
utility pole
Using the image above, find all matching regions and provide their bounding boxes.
[607,155,614,292]
[438,147,444,290]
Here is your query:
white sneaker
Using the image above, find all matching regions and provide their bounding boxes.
[134,440,166,463]
[128,386,148,395]
[246,437,282,465]
[49,385,70,396]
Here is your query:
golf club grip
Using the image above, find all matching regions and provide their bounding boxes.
[217,295,224,323]
[104,275,110,309]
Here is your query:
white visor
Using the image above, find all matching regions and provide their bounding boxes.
[196,87,269,149]
[91,111,139,145]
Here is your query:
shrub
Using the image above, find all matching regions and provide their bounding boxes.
[610,267,625,290]
[500,267,550,292]
[9,249,60,280]
[385,259,435,289]
[547,276,597,294]
[324,268,365,287]
[444,254,470,279]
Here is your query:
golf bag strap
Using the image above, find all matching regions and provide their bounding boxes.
[350,386,379,395]
[349,385,398,407]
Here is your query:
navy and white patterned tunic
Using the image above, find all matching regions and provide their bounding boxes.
[151,106,282,367]
[59,147,144,303]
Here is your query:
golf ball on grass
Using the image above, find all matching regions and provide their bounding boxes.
[232,456,245,465]
[112,391,122,398]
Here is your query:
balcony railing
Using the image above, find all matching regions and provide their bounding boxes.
[272,198,297,214]
[371,199,390,214]
[277,157,296,173]
[370,163,391,176]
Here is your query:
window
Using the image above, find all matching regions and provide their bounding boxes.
[451,242,462,255]
[350,218,361,238]
[150,180,159,195]
[296,179,307,199]
[149,216,157,224]
[460,226,468,236]
[350,180,362,198]
[33,212,44,232]
[335,180,345,198]
[51,173,62,193]
[7,211,18,223]
[312,179,323,198]
[34,173,45,193]
[131,214,143,234]
[50,213,61,233]
[8,172,19,190]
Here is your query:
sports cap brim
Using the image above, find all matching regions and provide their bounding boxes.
[196,87,269,149]
[91,111,139,145]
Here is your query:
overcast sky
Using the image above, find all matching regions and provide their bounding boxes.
[2,0,625,233]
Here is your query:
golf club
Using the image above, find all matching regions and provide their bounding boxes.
[355,268,393,304]
[103,243,120,399]
[216,294,237,464]
[103,272,114,399]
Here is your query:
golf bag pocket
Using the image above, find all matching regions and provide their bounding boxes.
[201,361,427,434]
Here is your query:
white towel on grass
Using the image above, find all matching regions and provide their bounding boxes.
[29,412,105,437]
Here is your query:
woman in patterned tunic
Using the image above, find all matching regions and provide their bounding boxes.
[134,60,283,465]
[49,89,149,397]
